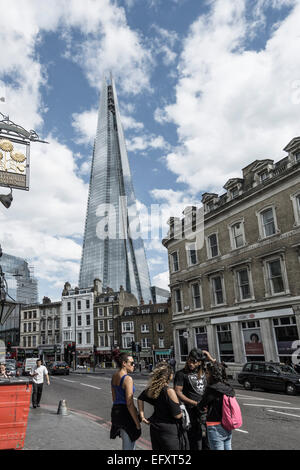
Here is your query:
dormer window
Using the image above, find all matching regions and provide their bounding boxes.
[295,152,300,162]
[260,170,269,183]
[231,187,239,199]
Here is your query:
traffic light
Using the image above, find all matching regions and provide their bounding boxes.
[6,341,11,352]
[93,344,97,354]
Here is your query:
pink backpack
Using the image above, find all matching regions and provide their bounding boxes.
[222,395,243,431]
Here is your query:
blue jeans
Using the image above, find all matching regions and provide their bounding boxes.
[120,429,136,450]
[207,424,232,450]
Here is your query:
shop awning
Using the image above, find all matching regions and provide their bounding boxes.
[155,350,171,355]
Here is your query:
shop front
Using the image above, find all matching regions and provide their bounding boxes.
[38,345,62,364]
[211,307,300,373]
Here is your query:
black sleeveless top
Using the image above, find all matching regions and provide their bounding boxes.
[138,386,181,424]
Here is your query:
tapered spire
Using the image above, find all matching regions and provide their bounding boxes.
[79,76,152,303]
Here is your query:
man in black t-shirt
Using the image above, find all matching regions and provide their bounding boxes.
[174,348,216,450]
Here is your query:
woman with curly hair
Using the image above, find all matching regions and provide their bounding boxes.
[197,362,236,450]
[137,362,188,450]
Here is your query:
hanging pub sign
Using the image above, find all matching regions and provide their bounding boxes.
[0,112,48,191]
[0,137,29,190]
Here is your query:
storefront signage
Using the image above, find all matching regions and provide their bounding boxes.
[211,308,294,325]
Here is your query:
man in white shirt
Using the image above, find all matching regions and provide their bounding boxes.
[30,359,50,408]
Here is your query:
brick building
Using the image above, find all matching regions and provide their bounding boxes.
[163,137,300,377]
[117,301,173,366]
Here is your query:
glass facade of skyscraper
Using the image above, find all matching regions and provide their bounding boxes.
[79,77,152,303]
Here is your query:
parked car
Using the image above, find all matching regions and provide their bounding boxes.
[238,362,300,395]
[48,361,70,375]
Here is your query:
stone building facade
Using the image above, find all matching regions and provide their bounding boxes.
[162,137,300,377]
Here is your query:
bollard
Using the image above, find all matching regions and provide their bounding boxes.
[57,399,68,416]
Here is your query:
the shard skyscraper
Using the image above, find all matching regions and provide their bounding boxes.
[79,76,152,303]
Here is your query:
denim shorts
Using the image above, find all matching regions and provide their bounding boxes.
[207,424,232,450]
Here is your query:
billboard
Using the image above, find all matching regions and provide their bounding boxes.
[243,328,264,355]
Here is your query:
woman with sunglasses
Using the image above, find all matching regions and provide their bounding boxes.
[110,353,141,450]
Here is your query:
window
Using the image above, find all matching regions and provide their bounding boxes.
[267,259,285,294]
[23,337,26,347]
[98,320,104,331]
[236,269,251,300]
[186,243,197,266]
[295,152,300,162]
[27,337,31,347]
[158,338,165,348]
[23,312,27,320]
[141,337,151,349]
[231,222,245,249]
[212,276,224,305]
[77,301,81,310]
[33,311,37,319]
[86,331,91,344]
[108,319,113,331]
[260,170,269,183]
[86,300,90,309]
[157,323,164,332]
[208,234,219,258]
[194,326,208,350]
[231,187,239,198]
[171,252,179,272]
[242,321,264,361]
[67,316,71,327]
[99,335,105,347]
[67,302,71,311]
[261,208,276,237]
[122,322,134,333]
[141,324,149,333]
[123,335,134,349]
[178,330,189,362]
[33,323,36,332]
[98,308,104,317]
[108,307,113,316]
[174,289,182,313]
[290,192,300,226]
[24,323,27,333]
[77,315,82,327]
[191,283,201,309]
[86,315,91,326]
[216,324,234,362]
[32,336,37,347]
[77,332,82,344]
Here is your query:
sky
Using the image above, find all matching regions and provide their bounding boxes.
[0,0,300,302]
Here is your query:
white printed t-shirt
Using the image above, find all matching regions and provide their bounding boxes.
[32,365,48,384]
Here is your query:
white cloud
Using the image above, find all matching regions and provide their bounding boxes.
[126,134,170,152]
[152,270,170,291]
[159,0,300,194]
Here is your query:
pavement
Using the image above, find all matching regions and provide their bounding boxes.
[23,368,240,451]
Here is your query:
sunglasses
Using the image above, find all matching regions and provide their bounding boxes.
[128,361,135,366]
[188,359,199,364]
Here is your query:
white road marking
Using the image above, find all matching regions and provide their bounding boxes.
[236,395,291,405]
[243,404,300,409]
[267,410,300,419]
[234,429,249,433]
[80,383,102,390]
[63,379,77,383]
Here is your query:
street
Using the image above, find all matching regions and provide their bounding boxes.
[24,370,300,451]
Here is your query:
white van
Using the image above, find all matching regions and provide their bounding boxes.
[23,358,39,376]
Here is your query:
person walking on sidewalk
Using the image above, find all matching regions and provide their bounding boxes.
[110,353,141,450]
[138,362,187,451]
[174,348,216,450]
[30,359,50,408]
[0,363,11,378]
[197,362,236,450]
